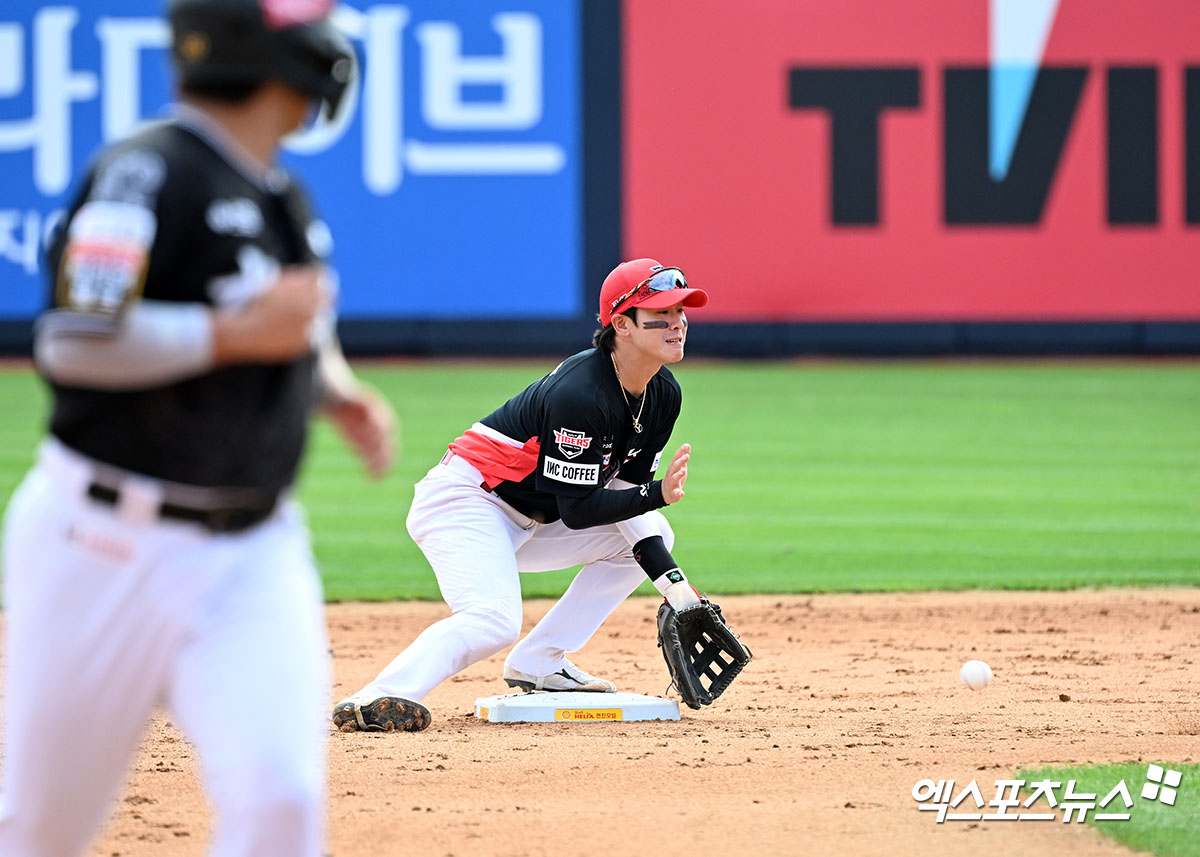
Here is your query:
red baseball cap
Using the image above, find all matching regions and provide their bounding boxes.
[599,258,709,327]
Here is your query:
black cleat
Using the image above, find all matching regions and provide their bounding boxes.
[332,697,432,732]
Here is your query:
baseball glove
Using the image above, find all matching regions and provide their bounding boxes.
[657,598,752,710]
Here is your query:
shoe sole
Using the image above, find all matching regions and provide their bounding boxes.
[332,697,432,733]
[503,678,615,693]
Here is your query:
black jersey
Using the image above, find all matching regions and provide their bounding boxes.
[481,348,681,524]
[44,111,323,494]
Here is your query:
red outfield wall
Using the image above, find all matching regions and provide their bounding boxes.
[624,1,1200,322]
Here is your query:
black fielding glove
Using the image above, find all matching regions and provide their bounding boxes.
[656,598,752,710]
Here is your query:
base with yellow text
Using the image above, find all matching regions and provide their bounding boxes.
[474,691,681,723]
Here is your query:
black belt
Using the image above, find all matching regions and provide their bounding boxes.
[86,483,278,534]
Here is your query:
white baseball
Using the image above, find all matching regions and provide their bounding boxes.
[959,659,992,690]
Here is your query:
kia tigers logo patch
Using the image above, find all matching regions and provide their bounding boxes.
[553,428,592,460]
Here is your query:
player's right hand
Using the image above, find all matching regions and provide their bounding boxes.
[213,266,328,364]
[660,443,690,504]
[326,384,397,479]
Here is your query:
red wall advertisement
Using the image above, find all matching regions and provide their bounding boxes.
[624,1,1200,321]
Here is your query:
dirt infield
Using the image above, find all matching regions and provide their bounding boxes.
[59,589,1200,856]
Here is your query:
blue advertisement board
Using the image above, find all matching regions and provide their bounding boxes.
[0,1,582,320]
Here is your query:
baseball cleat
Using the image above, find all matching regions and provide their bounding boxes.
[332,697,432,733]
[502,661,617,693]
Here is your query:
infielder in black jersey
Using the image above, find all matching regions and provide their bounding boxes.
[0,2,393,855]
[333,259,709,732]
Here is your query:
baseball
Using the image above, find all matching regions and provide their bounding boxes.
[959,659,992,690]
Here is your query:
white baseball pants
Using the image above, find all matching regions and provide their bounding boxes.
[347,455,673,704]
[0,440,330,857]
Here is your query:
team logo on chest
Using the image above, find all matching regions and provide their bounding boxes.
[553,428,592,460]
[206,198,264,237]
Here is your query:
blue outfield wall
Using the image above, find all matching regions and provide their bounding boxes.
[0,0,1196,357]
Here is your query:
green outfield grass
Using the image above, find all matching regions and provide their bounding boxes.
[1018,762,1199,857]
[0,360,1197,601]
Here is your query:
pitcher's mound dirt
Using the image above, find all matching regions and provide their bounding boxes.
[87,589,1199,856]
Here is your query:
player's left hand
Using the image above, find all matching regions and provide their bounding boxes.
[326,385,397,478]
[661,443,690,504]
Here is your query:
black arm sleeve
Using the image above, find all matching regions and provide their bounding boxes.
[556,480,667,530]
[632,535,681,582]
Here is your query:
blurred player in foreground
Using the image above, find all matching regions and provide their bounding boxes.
[333,259,710,732]
[0,1,393,855]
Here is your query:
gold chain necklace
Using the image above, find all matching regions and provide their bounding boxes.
[610,353,646,433]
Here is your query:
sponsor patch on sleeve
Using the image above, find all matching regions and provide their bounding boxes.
[543,457,600,486]
[57,200,156,316]
[553,428,592,459]
[91,149,166,205]
[652,449,664,472]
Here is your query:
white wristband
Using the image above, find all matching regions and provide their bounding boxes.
[656,572,702,611]
[35,301,214,390]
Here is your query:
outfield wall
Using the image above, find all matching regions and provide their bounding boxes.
[1,1,1197,356]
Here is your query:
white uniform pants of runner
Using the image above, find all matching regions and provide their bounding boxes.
[346,455,673,704]
[0,441,330,857]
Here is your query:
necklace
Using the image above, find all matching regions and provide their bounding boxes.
[610,353,645,433]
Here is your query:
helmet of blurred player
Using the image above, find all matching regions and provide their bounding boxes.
[169,0,355,115]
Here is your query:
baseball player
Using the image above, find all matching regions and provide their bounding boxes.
[333,259,709,732]
[0,2,393,856]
